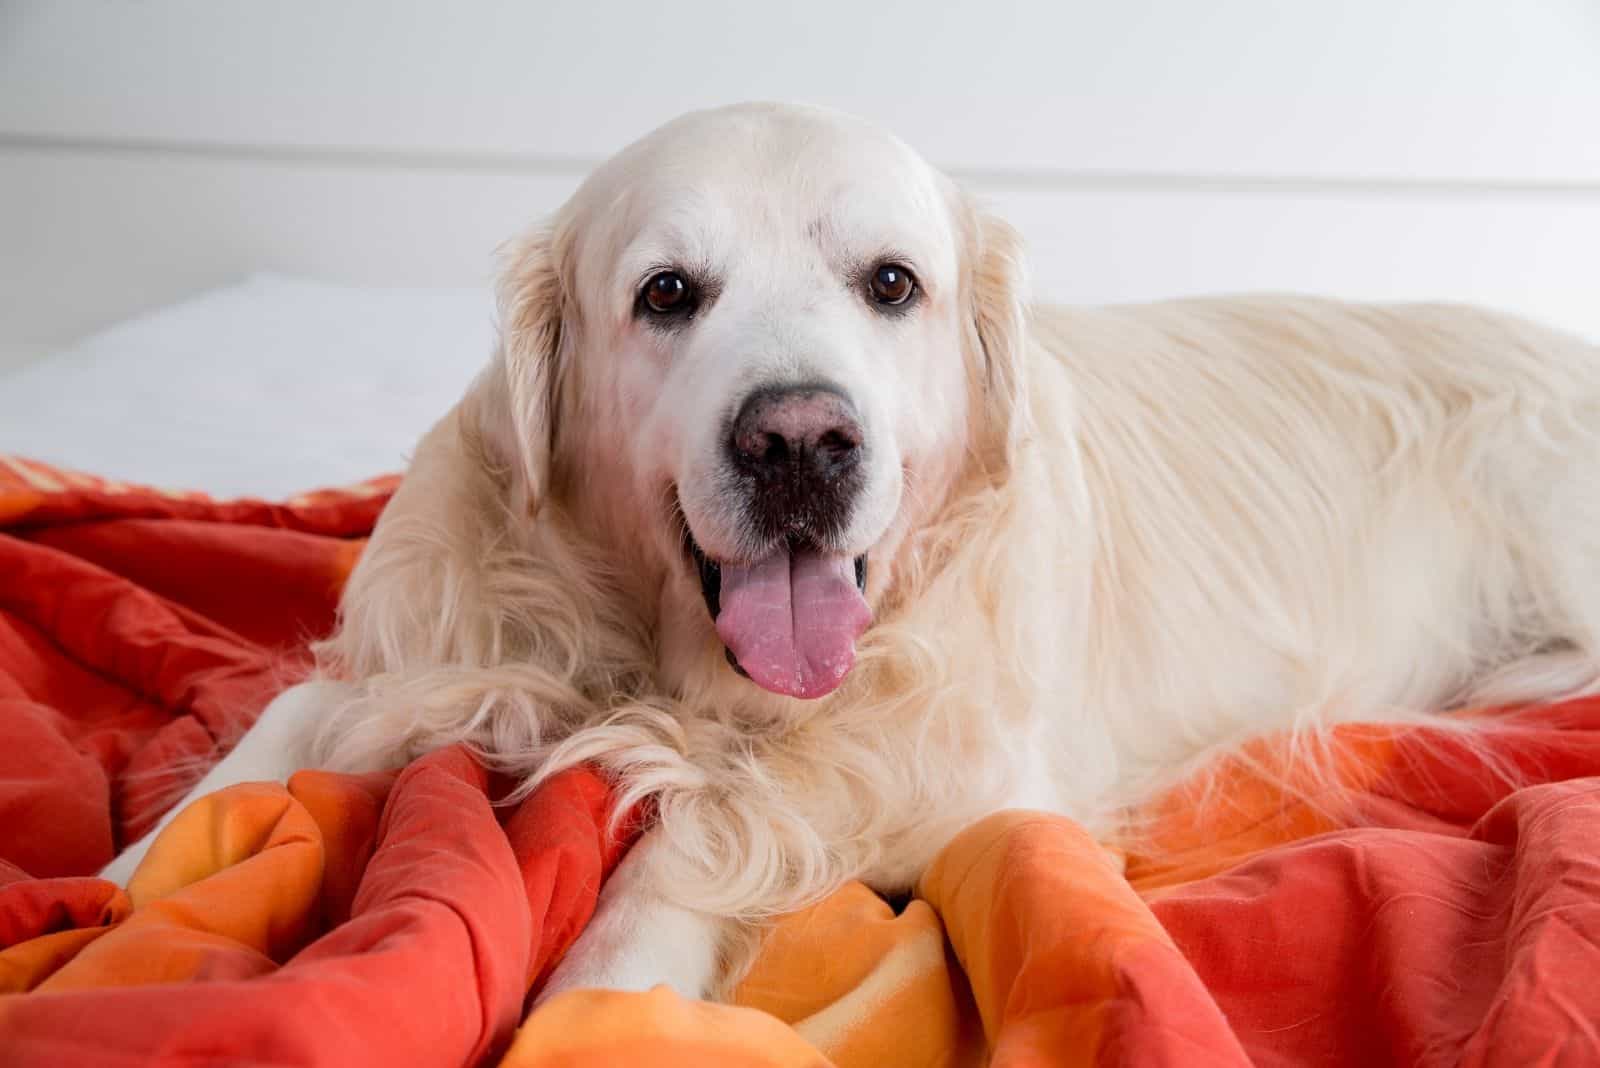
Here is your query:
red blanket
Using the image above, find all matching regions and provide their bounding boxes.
[2,454,1598,1066]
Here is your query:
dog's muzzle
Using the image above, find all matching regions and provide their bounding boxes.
[680,385,874,700]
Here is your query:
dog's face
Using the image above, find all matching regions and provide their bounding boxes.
[492,104,1025,703]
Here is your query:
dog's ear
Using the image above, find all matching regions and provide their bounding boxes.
[963,198,1032,474]
[466,223,569,515]
[325,224,571,678]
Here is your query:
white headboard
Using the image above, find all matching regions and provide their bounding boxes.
[3,0,1598,371]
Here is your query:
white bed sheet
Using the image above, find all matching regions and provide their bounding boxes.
[0,276,494,500]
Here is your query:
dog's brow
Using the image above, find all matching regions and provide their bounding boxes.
[621,230,718,288]
[611,184,733,278]
[804,214,840,248]
[806,191,943,280]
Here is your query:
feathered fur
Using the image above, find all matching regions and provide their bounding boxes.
[213,102,1600,992]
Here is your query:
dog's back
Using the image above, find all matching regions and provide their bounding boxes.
[1022,296,1600,799]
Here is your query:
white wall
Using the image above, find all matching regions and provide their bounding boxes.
[3,0,1599,369]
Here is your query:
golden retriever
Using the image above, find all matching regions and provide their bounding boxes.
[104,102,1600,1001]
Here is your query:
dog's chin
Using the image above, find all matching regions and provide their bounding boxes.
[678,513,871,701]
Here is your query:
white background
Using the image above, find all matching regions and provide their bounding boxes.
[3,0,1599,371]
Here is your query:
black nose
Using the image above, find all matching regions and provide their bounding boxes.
[727,386,865,541]
[732,387,863,474]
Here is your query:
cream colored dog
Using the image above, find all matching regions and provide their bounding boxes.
[105,102,1600,1002]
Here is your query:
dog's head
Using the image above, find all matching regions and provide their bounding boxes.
[485,103,1027,702]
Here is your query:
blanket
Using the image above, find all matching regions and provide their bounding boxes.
[2,454,1598,1066]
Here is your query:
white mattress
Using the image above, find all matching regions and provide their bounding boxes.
[0,276,494,500]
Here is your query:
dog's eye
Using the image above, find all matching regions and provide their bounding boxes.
[643,271,692,314]
[868,263,916,306]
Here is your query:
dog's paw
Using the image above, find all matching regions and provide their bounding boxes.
[533,903,721,1007]
[530,829,725,1008]
[534,935,676,1007]
[98,849,140,889]
[98,832,155,889]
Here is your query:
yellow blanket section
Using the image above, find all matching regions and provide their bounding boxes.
[505,811,1161,1068]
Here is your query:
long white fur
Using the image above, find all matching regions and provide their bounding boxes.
[104,103,1600,1001]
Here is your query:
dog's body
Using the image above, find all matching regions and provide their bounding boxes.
[103,104,1600,1001]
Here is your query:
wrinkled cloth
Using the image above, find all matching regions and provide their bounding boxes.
[3,454,1598,1066]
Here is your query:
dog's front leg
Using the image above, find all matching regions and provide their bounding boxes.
[535,827,729,1003]
[99,679,350,887]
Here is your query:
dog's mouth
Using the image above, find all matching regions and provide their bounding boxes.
[680,516,870,701]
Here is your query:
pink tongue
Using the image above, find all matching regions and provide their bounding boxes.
[715,546,871,699]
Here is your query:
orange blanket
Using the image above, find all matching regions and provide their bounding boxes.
[3,456,1598,1066]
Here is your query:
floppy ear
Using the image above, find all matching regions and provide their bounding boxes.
[466,223,569,516]
[963,199,1032,473]
[322,224,570,678]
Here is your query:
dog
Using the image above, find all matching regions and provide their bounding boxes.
[103,102,1600,1002]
